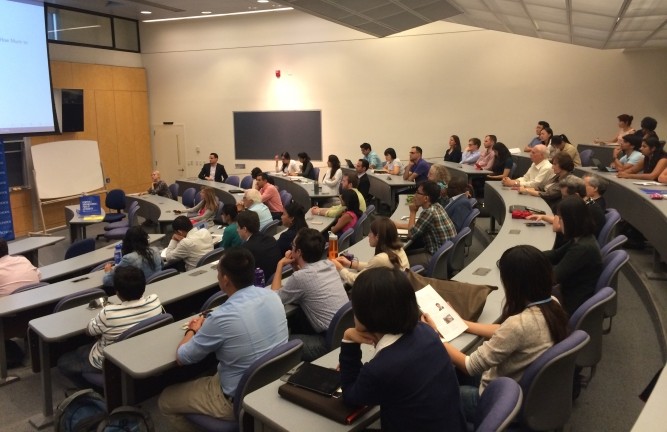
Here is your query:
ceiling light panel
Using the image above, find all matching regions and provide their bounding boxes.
[504,15,534,29]
[571,11,616,31]
[571,0,625,16]
[642,38,667,47]
[609,30,654,41]
[361,3,405,20]
[487,0,528,18]
[572,36,605,48]
[625,0,667,17]
[616,15,667,31]
[572,26,610,39]
[465,9,502,22]
[524,0,566,8]
[448,0,489,12]
[525,4,568,24]
[538,31,571,43]
[537,21,570,34]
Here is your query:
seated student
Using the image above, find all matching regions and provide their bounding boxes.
[523,120,550,152]
[427,164,451,207]
[659,166,667,184]
[502,144,552,189]
[103,226,162,291]
[321,154,343,195]
[255,172,284,219]
[617,136,667,181]
[424,245,568,421]
[275,151,301,175]
[611,134,643,172]
[486,142,513,180]
[551,134,582,167]
[460,138,481,165]
[198,152,228,182]
[355,159,371,202]
[276,203,308,256]
[360,142,382,170]
[271,228,348,361]
[332,217,409,285]
[237,188,273,231]
[519,152,575,212]
[394,180,457,267]
[583,173,608,210]
[382,147,404,175]
[297,152,316,180]
[164,215,214,271]
[403,146,431,184]
[544,196,603,315]
[58,266,163,388]
[340,267,466,432]
[143,170,172,199]
[329,189,362,235]
[218,204,242,249]
[237,210,282,280]
[0,238,41,296]
[444,177,474,232]
[159,247,288,430]
[179,187,219,224]
[311,173,366,217]
[444,135,463,163]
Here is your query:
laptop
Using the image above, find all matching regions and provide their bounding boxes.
[345,159,355,169]
[592,158,616,173]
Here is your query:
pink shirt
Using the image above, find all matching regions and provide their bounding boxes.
[342,211,359,232]
[259,183,284,213]
[0,254,41,296]
[476,147,495,170]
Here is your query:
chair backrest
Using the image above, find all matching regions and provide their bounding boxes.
[337,228,355,251]
[580,149,594,167]
[425,240,454,279]
[195,247,226,268]
[362,204,375,236]
[12,281,50,294]
[105,189,126,212]
[200,291,228,312]
[266,264,293,286]
[224,175,240,186]
[352,212,368,244]
[233,340,303,418]
[214,201,224,222]
[65,238,96,260]
[169,183,179,201]
[260,219,281,237]
[600,234,627,258]
[568,287,615,369]
[116,313,174,342]
[325,302,354,351]
[182,187,196,207]
[279,189,293,208]
[446,226,472,276]
[510,161,518,178]
[240,175,253,189]
[194,191,202,205]
[90,261,113,273]
[146,268,179,284]
[127,203,141,227]
[312,167,320,181]
[596,249,629,291]
[518,330,590,431]
[54,288,107,312]
[597,208,621,247]
[474,377,523,432]
[462,207,480,248]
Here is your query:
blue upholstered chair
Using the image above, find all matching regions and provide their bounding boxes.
[195,248,226,268]
[53,288,106,312]
[599,234,627,258]
[64,238,96,260]
[597,208,621,248]
[473,377,523,432]
[146,268,179,284]
[446,226,472,276]
[182,187,196,208]
[579,149,594,167]
[240,175,253,190]
[596,249,629,334]
[337,228,355,252]
[224,176,240,187]
[102,189,127,223]
[169,183,179,201]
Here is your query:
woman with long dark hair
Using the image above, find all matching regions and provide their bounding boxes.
[332,217,409,284]
[424,244,569,421]
[444,135,462,163]
[486,142,513,180]
[330,189,361,234]
[321,154,342,194]
[297,152,315,180]
[103,226,162,288]
[276,202,308,255]
[617,137,667,180]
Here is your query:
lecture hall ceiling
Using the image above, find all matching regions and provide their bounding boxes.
[43,0,667,49]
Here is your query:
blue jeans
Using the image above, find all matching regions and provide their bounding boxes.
[57,343,100,388]
[459,385,480,423]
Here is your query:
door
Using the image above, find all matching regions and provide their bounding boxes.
[152,125,185,185]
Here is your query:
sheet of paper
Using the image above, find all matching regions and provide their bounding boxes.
[415,285,468,342]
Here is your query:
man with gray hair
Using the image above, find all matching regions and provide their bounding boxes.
[582,173,608,210]
[237,188,272,231]
[503,144,552,189]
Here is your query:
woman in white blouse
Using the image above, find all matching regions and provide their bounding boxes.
[382,147,404,175]
[332,217,409,285]
[321,154,343,194]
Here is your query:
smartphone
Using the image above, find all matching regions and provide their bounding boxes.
[526,222,546,227]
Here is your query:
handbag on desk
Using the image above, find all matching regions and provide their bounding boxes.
[405,270,497,321]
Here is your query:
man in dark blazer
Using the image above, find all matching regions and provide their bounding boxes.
[236,210,282,281]
[198,152,228,182]
[356,158,372,202]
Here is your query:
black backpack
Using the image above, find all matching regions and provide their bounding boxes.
[54,389,107,432]
[97,406,155,432]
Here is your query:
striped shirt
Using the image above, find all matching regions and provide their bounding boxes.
[86,294,163,369]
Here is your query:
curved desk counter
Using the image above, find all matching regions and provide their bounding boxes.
[268,173,338,210]
[340,167,415,209]
[574,167,667,267]
[8,236,65,266]
[440,161,493,181]
[577,143,616,167]
[176,178,245,207]
[126,194,186,233]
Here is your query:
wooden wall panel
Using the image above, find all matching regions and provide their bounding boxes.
[10,61,152,236]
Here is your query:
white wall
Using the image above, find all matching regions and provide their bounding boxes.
[48,43,143,67]
[139,10,667,175]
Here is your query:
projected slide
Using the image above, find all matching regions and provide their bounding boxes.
[0,0,57,135]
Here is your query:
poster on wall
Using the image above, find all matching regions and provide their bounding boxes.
[0,139,16,241]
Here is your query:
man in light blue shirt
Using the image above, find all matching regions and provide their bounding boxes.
[159,247,288,431]
[461,138,482,165]
[360,142,382,170]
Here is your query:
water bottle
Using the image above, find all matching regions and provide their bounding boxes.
[328,231,338,260]
[314,181,320,194]
[254,267,265,287]
[114,242,123,265]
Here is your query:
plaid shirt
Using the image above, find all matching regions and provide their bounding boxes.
[410,203,457,255]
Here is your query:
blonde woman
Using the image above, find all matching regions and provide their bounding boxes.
[180,187,219,223]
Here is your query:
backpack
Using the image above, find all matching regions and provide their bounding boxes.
[97,406,155,432]
[55,389,108,432]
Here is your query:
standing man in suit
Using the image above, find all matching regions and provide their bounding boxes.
[237,210,282,280]
[198,152,228,182]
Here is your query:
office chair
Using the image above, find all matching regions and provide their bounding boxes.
[240,175,253,189]
[64,238,96,260]
[473,377,523,432]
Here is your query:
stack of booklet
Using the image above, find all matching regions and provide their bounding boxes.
[415,285,468,342]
